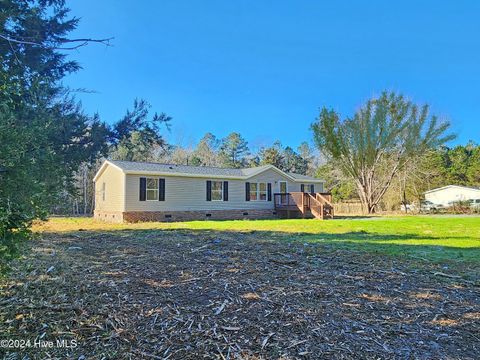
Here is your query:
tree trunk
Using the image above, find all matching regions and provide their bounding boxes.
[402,189,408,214]
[356,181,377,214]
[83,166,88,215]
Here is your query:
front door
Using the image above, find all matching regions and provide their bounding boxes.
[279,181,288,204]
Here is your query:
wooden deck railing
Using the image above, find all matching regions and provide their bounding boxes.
[274,192,308,214]
[310,193,334,219]
[316,193,333,206]
[274,192,334,219]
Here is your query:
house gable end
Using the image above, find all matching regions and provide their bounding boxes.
[93,160,125,183]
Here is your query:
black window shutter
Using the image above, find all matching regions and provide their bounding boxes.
[139,177,146,201]
[311,184,315,194]
[206,180,212,201]
[223,181,228,201]
[159,178,165,201]
[267,183,272,201]
[245,182,250,201]
[300,184,305,193]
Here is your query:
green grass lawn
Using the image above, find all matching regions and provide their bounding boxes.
[35,216,480,264]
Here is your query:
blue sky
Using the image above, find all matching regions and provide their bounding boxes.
[65,0,480,150]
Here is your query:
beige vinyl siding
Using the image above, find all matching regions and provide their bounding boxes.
[300,182,324,193]
[124,168,323,212]
[275,180,324,193]
[315,182,324,193]
[94,165,125,212]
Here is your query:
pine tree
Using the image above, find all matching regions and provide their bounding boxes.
[219,132,250,168]
[0,0,110,271]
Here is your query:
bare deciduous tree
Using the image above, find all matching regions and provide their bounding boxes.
[312,91,455,213]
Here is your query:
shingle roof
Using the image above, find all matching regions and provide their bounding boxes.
[109,160,248,176]
[286,172,317,181]
[106,160,322,182]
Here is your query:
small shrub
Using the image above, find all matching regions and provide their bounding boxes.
[449,200,473,214]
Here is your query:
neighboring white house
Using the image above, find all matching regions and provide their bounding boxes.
[93,160,328,223]
[424,185,480,206]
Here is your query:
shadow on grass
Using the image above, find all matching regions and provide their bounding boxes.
[298,230,477,243]
[42,226,480,265]
[332,215,382,220]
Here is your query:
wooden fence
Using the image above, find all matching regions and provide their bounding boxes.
[333,202,364,215]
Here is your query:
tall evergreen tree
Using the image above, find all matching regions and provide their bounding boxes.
[259,141,284,168]
[258,141,309,174]
[0,0,110,271]
[192,132,220,166]
[282,146,307,174]
[219,132,250,168]
[110,99,171,162]
[466,144,480,185]
[297,142,319,176]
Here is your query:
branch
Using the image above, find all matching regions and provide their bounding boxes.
[371,154,408,207]
[55,37,114,50]
[0,34,113,50]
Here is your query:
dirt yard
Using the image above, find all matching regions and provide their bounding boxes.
[1,221,479,359]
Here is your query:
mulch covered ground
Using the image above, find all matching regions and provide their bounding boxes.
[1,228,479,359]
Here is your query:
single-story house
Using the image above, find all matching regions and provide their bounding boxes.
[93,160,332,223]
[424,185,480,206]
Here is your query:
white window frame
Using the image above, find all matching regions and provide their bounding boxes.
[250,182,258,201]
[146,178,159,201]
[250,182,268,201]
[211,180,223,201]
[278,181,288,204]
[259,182,267,201]
[304,184,314,193]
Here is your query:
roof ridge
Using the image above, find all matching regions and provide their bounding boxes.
[109,159,260,171]
[425,184,480,193]
[97,160,325,182]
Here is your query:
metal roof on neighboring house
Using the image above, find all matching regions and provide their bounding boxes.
[424,185,480,194]
[94,160,323,183]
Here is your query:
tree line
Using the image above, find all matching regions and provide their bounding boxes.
[318,144,480,207]
[60,106,321,215]
[312,92,467,213]
[108,111,319,172]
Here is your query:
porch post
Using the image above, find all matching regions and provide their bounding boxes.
[301,193,305,217]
